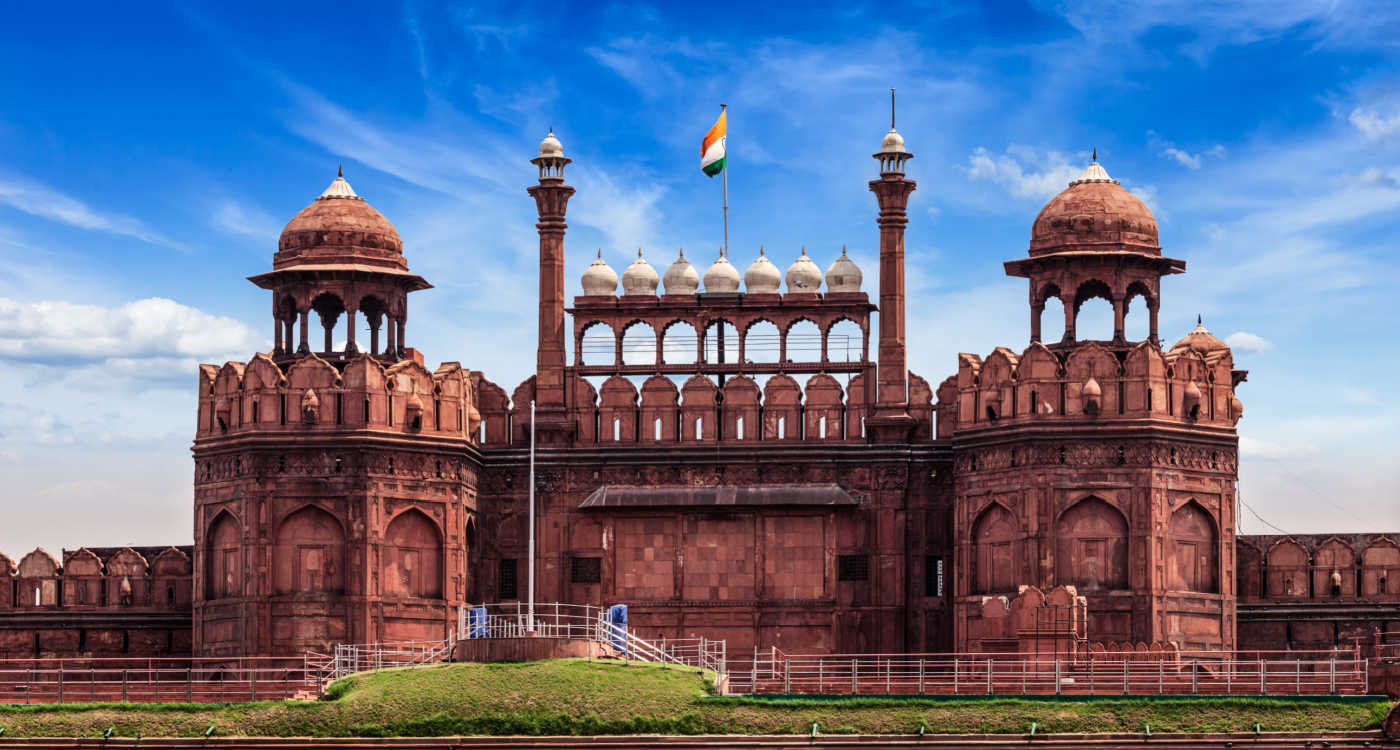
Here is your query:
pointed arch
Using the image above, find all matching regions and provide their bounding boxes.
[972,502,1019,594]
[1055,497,1128,592]
[205,510,241,600]
[383,509,443,599]
[1167,501,1218,593]
[274,505,346,595]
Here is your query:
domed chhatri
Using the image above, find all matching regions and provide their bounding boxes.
[825,245,863,293]
[581,250,618,296]
[703,250,741,293]
[275,168,405,271]
[880,127,906,154]
[1030,155,1159,256]
[743,247,782,294]
[538,128,564,158]
[662,249,699,295]
[1171,316,1231,357]
[785,247,823,293]
[620,249,659,296]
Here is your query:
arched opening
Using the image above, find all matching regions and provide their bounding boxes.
[358,295,388,355]
[1073,280,1114,342]
[205,511,241,600]
[702,320,739,365]
[1055,497,1128,592]
[579,322,617,367]
[277,295,297,354]
[1124,283,1153,342]
[1167,502,1218,593]
[743,320,780,364]
[826,318,864,362]
[785,319,821,363]
[383,509,443,599]
[972,503,1018,594]
[274,506,346,595]
[661,321,697,365]
[620,321,657,366]
[311,292,346,355]
[1040,296,1066,343]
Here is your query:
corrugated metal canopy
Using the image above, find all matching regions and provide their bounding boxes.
[579,484,860,509]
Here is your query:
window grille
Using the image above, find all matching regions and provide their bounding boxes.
[838,554,869,582]
[571,557,601,584]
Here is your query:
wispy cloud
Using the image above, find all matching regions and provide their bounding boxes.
[0,173,175,246]
[1225,331,1274,352]
[212,198,281,241]
[965,146,1081,200]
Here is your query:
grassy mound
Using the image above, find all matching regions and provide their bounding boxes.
[0,659,1388,738]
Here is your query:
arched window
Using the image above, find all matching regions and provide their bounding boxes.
[1055,497,1128,592]
[274,506,346,595]
[972,504,1018,594]
[580,322,617,366]
[205,512,241,600]
[620,322,657,366]
[661,322,697,365]
[743,320,780,363]
[383,510,443,599]
[1167,502,1218,593]
[1073,280,1114,341]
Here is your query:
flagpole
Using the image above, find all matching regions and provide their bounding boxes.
[720,103,728,258]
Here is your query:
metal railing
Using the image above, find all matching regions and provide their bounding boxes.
[326,639,455,683]
[724,648,1369,696]
[0,656,316,705]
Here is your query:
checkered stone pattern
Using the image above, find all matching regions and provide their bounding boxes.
[683,517,755,601]
[614,517,675,600]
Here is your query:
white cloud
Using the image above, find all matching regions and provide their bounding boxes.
[1239,435,1318,459]
[0,297,264,368]
[1162,147,1202,169]
[0,174,174,246]
[1348,106,1400,140]
[212,199,281,240]
[965,146,1081,200]
[1224,331,1274,352]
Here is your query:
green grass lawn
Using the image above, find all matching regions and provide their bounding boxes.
[0,659,1389,738]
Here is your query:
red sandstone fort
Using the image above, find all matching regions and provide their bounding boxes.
[0,122,1395,661]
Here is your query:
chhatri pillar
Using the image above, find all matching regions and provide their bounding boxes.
[527,129,575,445]
[865,91,917,442]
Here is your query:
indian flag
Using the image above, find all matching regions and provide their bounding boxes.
[701,108,726,177]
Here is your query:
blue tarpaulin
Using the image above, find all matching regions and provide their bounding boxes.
[607,604,628,655]
[467,606,489,638]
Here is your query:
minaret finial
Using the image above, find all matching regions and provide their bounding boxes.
[1092,147,1097,162]
[759,245,765,256]
[841,244,848,256]
[596,249,602,259]
[678,247,684,258]
[637,247,643,258]
[1197,313,1202,325]
[338,163,343,178]
[890,88,896,129]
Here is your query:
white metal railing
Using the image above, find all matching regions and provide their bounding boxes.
[327,639,455,682]
[723,649,1369,696]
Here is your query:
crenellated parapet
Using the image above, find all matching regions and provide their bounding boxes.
[196,352,480,443]
[471,368,937,447]
[950,332,1245,432]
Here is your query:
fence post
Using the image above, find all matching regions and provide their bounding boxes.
[819,659,824,694]
[953,658,959,694]
[1022,659,1027,694]
[1089,658,1094,696]
[987,659,993,695]
[1191,661,1197,694]
[1054,660,1061,695]
[252,667,258,702]
[186,669,192,702]
[885,658,890,694]
[1226,659,1232,694]
[851,658,858,694]
[1295,661,1300,695]
[1123,660,1128,694]
[57,669,63,704]
[784,659,790,693]
[1158,659,1164,695]
[1259,659,1265,695]
[1329,658,1335,694]
[771,646,777,680]
[918,658,925,695]
[122,669,128,703]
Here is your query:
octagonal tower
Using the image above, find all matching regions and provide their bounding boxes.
[192,171,482,656]
[947,157,1246,654]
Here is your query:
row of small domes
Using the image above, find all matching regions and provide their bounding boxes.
[582,247,863,296]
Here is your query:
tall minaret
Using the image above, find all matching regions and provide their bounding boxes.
[528,129,575,444]
[866,90,916,442]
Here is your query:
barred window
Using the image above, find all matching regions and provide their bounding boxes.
[498,558,518,599]
[837,554,869,582]
[925,555,944,597]
[571,556,601,584]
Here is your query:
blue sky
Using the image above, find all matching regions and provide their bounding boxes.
[0,1,1397,554]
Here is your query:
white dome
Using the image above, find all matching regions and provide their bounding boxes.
[538,128,564,158]
[581,250,617,296]
[662,249,699,295]
[702,251,741,293]
[825,245,862,293]
[620,249,659,296]
[785,247,823,293]
[743,247,782,294]
[880,127,906,154]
